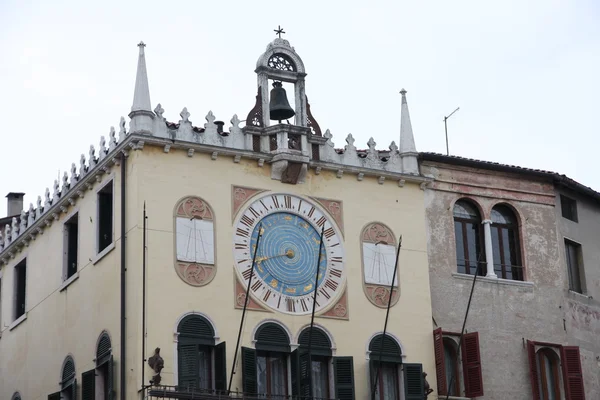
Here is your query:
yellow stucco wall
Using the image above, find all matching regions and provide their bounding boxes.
[135,146,436,398]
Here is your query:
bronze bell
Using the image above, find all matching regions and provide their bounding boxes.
[269,81,295,121]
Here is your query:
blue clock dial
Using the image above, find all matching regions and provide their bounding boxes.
[233,193,346,315]
[249,212,327,297]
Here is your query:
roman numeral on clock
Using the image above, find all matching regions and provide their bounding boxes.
[316,216,326,227]
[300,298,309,312]
[307,206,315,218]
[242,268,253,280]
[325,279,338,291]
[286,298,296,312]
[319,288,331,299]
[263,289,272,302]
[251,280,262,292]
[235,242,246,249]
[236,228,249,238]
[330,268,342,278]
[284,195,292,209]
[240,215,254,228]
[271,195,280,209]
[249,207,260,218]
[324,227,335,239]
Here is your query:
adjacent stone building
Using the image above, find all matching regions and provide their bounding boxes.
[0,37,436,400]
[420,153,599,400]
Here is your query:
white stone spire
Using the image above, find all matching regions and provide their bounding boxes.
[399,89,419,174]
[129,42,154,134]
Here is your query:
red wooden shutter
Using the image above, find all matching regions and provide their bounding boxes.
[433,328,447,395]
[461,332,484,397]
[562,346,585,400]
[526,340,541,400]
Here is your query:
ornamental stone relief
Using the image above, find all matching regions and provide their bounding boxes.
[173,196,216,287]
[361,222,400,308]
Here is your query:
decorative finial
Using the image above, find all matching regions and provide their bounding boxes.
[274,25,286,39]
[400,88,407,96]
[180,107,190,123]
[138,41,146,48]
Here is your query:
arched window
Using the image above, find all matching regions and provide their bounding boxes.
[536,348,561,400]
[369,334,403,400]
[242,322,290,397]
[49,356,77,400]
[82,331,114,400]
[11,392,21,400]
[177,314,225,393]
[443,338,460,396]
[297,327,333,398]
[453,200,485,275]
[491,205,522,280]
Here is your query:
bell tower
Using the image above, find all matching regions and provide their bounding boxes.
[243,27,324,185]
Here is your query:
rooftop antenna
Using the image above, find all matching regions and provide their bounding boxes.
[443,107,460,156]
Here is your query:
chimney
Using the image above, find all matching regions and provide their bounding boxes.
[6,192,25,217]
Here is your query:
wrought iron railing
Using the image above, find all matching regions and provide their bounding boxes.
[144,385,336,400]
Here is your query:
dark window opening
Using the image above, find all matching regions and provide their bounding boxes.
[372,362,399,400]
[536,348,561,400]
[98,182,113,253]
[443,338,460,396]
[491,205,523,281]
[565,239,584,294]
[453,200,485,276]
[560,195,578,222]
[14,259,26,320]
[257,351,288,396]
[64,213,79,279]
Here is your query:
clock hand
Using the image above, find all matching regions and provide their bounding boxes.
[256,249,295,263]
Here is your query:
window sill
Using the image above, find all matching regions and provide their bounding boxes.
[437,396,470,400]
[452,272,534,289]
[567,290,595,303]
[92,242,115,265]
[59,272,80,292]
[9,313,27,331]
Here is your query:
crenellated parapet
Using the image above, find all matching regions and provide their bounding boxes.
[0,121,131,262]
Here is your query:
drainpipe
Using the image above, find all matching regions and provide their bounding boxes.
[120,153,127,400]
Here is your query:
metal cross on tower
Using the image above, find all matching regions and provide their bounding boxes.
[274,25,286,38]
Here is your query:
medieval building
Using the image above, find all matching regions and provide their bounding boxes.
[0,37,435,399]
[421,153,599,400]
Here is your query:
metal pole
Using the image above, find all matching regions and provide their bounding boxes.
[371,236,403,400]
[228,224,264,394]
[444,117,449,156]
[305,225,326,396]
[444,253,484,400]
[142,202,147,389]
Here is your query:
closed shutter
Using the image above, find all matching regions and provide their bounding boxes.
[433,328,447,395]
[527,340,541,400]
[241,347,257,395]
[82,369,96,400]
[369,358,380,395]
[299,348,311,398]
[333,356,355,400]
[562,346,585,400]
[106,355,114,400]
[403,363,424,400]
[48,392,61,400]
[178,343,199,389]
[461,332,484,397]
[291,349,299,396]
[214,342,227,393]
[72,378,78,400]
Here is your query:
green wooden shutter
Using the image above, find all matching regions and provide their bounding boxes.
[214,342,227,393]
[178,343,199,389]
[241,347,257,395]
[82,369,96,400]
[333,356,355,400]
[368,359,379,397]
[403,363,424,400]
[72,378,78,400]
[107,355,114,400]
[48,392,61,400]
[299,348,311,398]
[291,349,299,396]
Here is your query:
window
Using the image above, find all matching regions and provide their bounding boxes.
[565,239,585,294]
[97,181,113,253]
[490,205,523,280]
[297,327,334,398]
[11,392,21,400]
[49,356,77,400]
[433,328,484,398]
[560,195,578,222]
[63,213,79,280]
[453,200,485,276]
[14,258,26,320]
[82,331,114,400]
[527,341,585,400]
[177,314,226,393]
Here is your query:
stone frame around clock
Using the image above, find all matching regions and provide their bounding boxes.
[360,221,401,308]
[172,195,217,287]
[230,186,348,317]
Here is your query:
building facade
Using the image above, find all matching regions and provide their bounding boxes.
[0,38,436,400]
[420,153,599,400]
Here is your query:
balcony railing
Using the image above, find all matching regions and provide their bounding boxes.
[145,385,336,400]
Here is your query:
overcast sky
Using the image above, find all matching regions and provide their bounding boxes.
[1,0,599,216]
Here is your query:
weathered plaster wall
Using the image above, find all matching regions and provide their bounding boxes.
[555,188,600,399]
[134,146,435,399]
[422,162,569,400]
[0,167,133,400]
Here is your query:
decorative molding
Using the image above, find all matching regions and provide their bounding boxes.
[231,185,268,222]
[233,277,270,312]
[309,196,344,237]
[317,287,349,320]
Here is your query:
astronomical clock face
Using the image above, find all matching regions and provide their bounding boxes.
[233,193,346,315]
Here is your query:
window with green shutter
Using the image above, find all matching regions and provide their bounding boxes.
[252,322,291,397]
[403,363,424,400]
[333,356,355,400]
[369,333,403,399]
[11,392,22,400]
[297,327,333,398]
[60,356,77,400]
